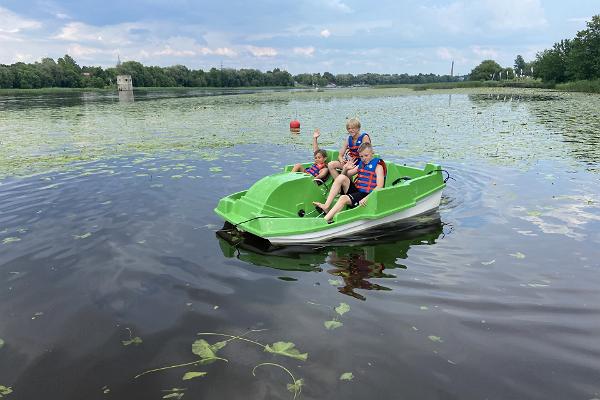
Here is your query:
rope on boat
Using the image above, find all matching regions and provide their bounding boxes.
[427,169,454,183]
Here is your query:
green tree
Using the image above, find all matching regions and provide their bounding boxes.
[565,15,600,80]
[514,55,526,76]
[533,40,571,82]
[57,54,82,87]
[469,60,503,80]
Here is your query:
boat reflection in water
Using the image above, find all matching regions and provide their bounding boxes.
[217,214,444,300]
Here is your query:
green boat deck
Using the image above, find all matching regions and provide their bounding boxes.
[214,150,446,240]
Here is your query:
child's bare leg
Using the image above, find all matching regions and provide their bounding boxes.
[324,195,351,222]
[313,175,349,211]
[328,161,342,179]
[291,163,303,172]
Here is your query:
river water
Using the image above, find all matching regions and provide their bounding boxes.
[0,88,599,399]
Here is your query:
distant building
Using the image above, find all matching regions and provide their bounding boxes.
[117,75,133,91]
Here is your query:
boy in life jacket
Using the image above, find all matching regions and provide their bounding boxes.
[327,117,371,180]
[313,142,386,224]
[291,128,329,183]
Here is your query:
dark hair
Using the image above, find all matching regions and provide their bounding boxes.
[314,149,328,159]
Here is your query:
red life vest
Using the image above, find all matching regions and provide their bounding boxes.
[347,133,370,159]
[305,162,326,177]
[355,158,386,193]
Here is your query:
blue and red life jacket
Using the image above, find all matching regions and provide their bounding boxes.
[354,158,386,193]
[347,132,370,160]
[304,162,326,177]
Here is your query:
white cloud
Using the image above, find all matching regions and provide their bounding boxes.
[471,45,499,59]
[424,0,546,34]
[293,46,315,56]
[320,29,331,38]
[214,47,237,57]
[0,6,41,33]
[246,45,277,57]
[53,22,140,45]
[323,0,353,13]
[154,46,196,57]
[67,43,102,58]
[437,47,453,60]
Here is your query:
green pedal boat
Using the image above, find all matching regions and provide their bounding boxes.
[214,151,446,245]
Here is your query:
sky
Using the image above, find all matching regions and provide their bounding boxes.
[0,0,597,75]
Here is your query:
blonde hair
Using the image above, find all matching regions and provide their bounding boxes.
[358,142,373,153]
[346,117,361,129]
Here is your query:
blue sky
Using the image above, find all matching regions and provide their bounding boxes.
[0,0,597,75]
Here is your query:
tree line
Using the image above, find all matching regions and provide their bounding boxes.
[469,14,600,84]
[0,55,460,90]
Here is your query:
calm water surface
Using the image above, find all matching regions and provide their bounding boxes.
[0,88,599,400]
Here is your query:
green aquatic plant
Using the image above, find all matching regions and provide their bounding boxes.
[339,372,354,381]
[0,386,12,398]
[182,372,206,380]
[122,328,143,346]
[135,329,307,399]
[162,388,186,399]
[324,302,351,330]
[252,363,304,400]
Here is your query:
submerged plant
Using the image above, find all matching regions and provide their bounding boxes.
[134,329,307,399]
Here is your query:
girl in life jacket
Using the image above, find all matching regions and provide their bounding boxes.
[327,117,371,180]
[291,128,329,183]
[313,142,386,224]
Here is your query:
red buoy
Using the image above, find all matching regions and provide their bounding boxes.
[290,119,300,133]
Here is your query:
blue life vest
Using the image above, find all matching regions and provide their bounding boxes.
[355,158,386,193]
[304,162,326,177]
[347,132,370,159]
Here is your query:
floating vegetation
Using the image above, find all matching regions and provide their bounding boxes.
[510,252,526,259]
[324,302,351,330]
[162,388,186,399]
[73,232,92,239]
[428,335,443,343]
[122,328,143,346]
[182,372,206,380]
[1,237,20,245]
[339,372,354,381]
[0,386,12,398]
[135,329,307,399]
[31,312,43,320]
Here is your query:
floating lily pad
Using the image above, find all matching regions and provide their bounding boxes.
[428,335,443,343]
[182,371,207,380]
[0,386,13,397]
[122,337,143,346]
[264,341,308,361]
[340,372,354,381]
[324,320,343,330]
[335,303,350,316]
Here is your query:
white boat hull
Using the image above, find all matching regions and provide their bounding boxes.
[265,190,443,244]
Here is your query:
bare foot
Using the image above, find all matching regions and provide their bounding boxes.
[312,201,329,214]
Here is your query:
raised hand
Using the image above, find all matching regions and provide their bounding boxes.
[313,128,320,139]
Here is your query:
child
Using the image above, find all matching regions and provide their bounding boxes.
[313,142,385,224]
[291,128,329,183]
[327,117,371,179]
